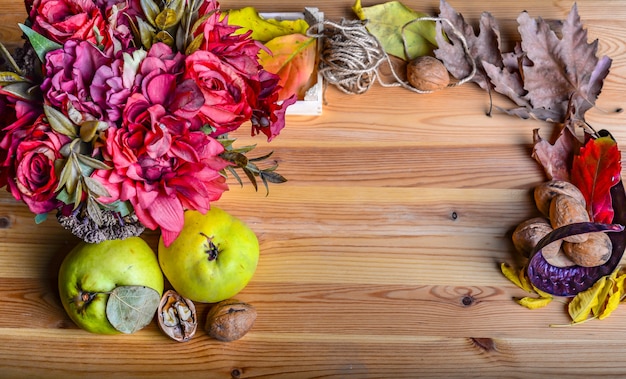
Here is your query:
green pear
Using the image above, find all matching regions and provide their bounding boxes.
[158,208,259,303]
[58,237,164,334]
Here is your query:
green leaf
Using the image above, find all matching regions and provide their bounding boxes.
[79,120,107,142]
[243,167,258,191]
[226,166,244,187]
[83,176,111,198]
[1,82,36,101]
[44,105,78,138]
[0,41,22,75]
[155,9,180,30]
[137,17,156,49]
[352,0,438,60]
[221,151,249,167]
[86,195,104,225]
[139,0,160,26]
[261,170,287,184]
[106,286,161,334]
[73,179,83,209]
[226,7,310,43]
[185,34,204,56]
[76,153,111,170]
[18,24,62,62]
[103,200,133,217]
[34,213,48,224]
[0,71,26,86]
[55,156,78,194]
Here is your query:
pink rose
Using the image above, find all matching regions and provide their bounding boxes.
[184,49,253,135]
[29,0,107,46]
[10,117,69,214]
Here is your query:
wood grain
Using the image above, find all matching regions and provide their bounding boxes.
[1,0,626,377]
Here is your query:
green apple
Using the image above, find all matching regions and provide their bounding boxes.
[58,237,164,334]
[158,207,259,303]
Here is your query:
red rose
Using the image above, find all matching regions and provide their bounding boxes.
[0,90,42,190]
[29,0,107,46]
[184,49,253,136]
[11,117,68,214]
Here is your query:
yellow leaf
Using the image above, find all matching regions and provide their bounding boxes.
[500,263,530,292]
[516,296,553,309]
[568,277,606,323]
[517,265,535,293]
[592,277,614,317]
[599,274,626,320]
[226,7,309,43]
[531,285,553,299]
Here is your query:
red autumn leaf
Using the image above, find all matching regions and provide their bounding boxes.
[258,33,317,101]
[570,136,621,223]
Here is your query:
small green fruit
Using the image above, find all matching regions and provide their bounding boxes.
[58,237,164,334]
[158,208,259,303]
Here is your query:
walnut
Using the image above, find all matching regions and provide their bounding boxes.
[534,180,586,217]
[205,299,257,342]
[563,232,612,267]
[549,194,590,243]
[512,217,560,258]
[157,290,197,342]
[406,56,449,91]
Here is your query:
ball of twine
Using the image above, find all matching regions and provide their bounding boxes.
[308,19,388,95]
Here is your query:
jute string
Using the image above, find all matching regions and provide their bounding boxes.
[307,17,475,95]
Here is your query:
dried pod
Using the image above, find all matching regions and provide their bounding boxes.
[534,180,586,217]
[550,195,590,243]
[542,248,576,268]
[512,217,560,258]
[157,290,197,342]
[563,232,613,267]
[406,56,449,92]
[205,299,256,342]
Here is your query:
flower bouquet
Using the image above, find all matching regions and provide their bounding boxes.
[0,0,296,245]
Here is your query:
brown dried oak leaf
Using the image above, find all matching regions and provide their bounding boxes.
[434,0,612,123]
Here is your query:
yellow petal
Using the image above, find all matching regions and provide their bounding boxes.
[516,296,553,309]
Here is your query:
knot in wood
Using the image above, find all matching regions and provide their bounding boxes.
[461,295,475,306]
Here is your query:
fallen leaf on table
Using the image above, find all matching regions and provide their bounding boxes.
[568,276,606,324]
[434,0,612,123]
[226,7,309,43]
[434,0,502,92]
[352,0,438,60]
[570,135,621,223]
[531,120,581,182]
[258,33,317,100]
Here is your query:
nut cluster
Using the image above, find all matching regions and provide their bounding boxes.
[512,180,612,267]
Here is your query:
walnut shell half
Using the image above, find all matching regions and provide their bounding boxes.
[205,299,257,342]
[158,290,197,342]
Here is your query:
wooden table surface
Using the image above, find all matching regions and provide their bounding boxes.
[2,0,626,377]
